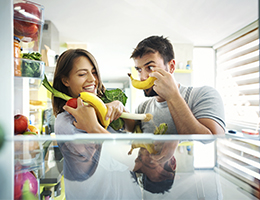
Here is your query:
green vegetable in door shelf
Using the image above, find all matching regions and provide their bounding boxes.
[19,52,44,78]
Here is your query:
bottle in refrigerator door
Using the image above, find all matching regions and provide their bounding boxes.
[14,36,22,76]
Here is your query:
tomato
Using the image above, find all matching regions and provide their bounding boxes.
[14,114,28,135]
[14,19,38,37]
[66,98,78,109]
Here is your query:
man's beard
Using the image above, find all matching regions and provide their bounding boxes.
[144,87,158,97]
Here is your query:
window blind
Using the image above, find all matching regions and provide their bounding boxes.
[214,21,259,131]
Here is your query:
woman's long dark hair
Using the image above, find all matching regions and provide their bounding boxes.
[52,49,105,117]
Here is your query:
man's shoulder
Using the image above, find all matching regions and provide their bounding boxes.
[193,85,215,91]
[192,85,220,96]
[190,85,223,106]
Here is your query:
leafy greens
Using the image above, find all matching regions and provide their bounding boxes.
[100,89,128,131]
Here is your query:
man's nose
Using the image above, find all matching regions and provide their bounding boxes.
[140,70,149,81]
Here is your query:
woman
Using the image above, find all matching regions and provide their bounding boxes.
[52,48,125,133]
[52,49,141,200]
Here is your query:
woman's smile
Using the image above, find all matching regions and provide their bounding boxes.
[83,84,96,93]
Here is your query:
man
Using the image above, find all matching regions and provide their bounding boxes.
[126,35,225,135]
[125,35,226,195]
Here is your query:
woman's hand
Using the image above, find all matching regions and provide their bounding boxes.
[63,97,109,133]
[105,100,126,122]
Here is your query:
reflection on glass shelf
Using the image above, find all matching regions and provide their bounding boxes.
[8,133,260,143]
[10,135,260,199]
[14,141,43,173]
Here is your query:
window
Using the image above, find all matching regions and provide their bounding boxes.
[214,20,259,132]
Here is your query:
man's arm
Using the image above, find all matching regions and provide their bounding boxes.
[167,94,224,135]
[150,68,225,135]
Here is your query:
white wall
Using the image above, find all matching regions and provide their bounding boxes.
[192,47,215,87]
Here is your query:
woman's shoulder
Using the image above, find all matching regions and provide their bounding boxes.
[55,111,76,135]
[56,111,74,121]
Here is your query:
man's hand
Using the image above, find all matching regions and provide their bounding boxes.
[149,68,179,101]
[150,140,179,164]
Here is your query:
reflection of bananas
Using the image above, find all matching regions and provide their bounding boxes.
[128,123,168,155]
[128,73,156,90]
[128,143,157,155]
[79,92,110,129]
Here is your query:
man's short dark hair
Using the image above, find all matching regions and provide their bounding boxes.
[142,173,174,194]
[130,171,175,194]
[130,35,175,65]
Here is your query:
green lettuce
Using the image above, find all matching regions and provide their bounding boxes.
[100,88,128,131]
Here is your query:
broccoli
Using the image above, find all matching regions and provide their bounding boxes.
[21,52,42,77]
[21,60,34,77]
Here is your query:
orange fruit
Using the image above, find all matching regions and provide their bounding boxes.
[28,125,39,134]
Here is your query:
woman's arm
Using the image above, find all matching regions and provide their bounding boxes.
[63,97,110,133]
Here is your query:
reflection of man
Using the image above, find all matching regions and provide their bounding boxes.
[131,146,177,194]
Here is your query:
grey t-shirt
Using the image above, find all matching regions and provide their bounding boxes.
[54,111,117,181]
[136,85,225,134]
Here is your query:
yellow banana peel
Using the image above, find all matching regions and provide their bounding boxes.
[128,73,156,90]
[79,92,110,129]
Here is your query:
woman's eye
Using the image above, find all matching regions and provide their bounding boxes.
[78,73,86,76]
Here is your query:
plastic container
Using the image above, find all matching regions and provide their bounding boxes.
[13,0,44,52]
[14,57,45,79]
[14,136,43,168]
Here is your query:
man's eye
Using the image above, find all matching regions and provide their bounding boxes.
[148,66,154,71]
[135,67,141,73]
